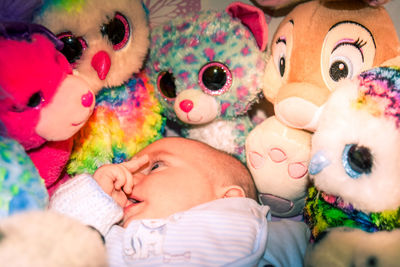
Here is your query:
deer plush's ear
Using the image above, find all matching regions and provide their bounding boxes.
[226,1,268,51]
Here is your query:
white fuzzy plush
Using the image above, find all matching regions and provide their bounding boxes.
[35,0,149,93]
[311,78,400,212]
[0,211,107,267]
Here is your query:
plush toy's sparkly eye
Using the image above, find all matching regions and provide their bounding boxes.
[342,144,373,179]
[101,12,130,50]
[198,62,232,95]
[157,71,177,99]
[57,32,87,65]
[27,92,43,108]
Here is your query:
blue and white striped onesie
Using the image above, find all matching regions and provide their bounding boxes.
[50,174,309,267]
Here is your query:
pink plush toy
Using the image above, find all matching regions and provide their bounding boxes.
[0,22,95,195]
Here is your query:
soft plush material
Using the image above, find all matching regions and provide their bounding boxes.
[0,136,48,218]
[0,210,108,267]
[304,66,400,265]
[67,72,164,175]
[35,0,165,175]
[245,0,400,218]
[0,17,95,194]
[304,227,400,266]
[145,2,268,162]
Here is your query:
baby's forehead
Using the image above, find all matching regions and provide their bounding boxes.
[145,138,213,154]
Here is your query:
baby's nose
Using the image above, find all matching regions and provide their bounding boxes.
[132,172,145,185]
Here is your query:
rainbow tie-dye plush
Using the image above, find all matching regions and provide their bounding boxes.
[305,186,400,240]
[67,72,165,175]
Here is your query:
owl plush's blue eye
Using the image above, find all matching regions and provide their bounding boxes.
[342,144,373,179]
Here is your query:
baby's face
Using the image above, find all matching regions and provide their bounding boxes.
[122,137,218,227]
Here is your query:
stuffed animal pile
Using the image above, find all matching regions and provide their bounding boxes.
[145,1,268,162]
[0,128,106,267]
[246,0,400,218]
[35,0,165,175]
[304,66,400,265]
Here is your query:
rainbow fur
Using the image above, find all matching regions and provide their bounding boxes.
[39,0,85,14]
[67,72,165,175]
[305,186,400,240]
[0,136,48,218]
[357,66,400,126]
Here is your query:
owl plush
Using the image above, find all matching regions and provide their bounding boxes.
[304,66,400,265]
[35,0,165,174]
[145,1,268,162]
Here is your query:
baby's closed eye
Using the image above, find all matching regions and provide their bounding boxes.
[150,161,162,171]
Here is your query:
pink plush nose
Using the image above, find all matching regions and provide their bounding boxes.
[91,50,111,80]
[179,99,193,113]
[81,91,94,107]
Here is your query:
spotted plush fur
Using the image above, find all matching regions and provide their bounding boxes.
[145,8,266,161]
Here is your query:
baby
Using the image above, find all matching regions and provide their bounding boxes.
[50,137,309,266]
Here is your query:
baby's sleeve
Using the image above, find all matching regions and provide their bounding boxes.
[260,219,310,267]
[49,174,123,236]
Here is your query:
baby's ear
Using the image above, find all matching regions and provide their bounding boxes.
[221,185,246,198]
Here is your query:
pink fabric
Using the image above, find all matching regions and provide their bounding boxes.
[0,34,73,194]
[226,1,268,51]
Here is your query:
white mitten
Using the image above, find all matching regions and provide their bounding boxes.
[49,174,123,236]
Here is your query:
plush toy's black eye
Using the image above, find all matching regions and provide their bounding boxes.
[342,144,373,178]
[198,62,232,95]
[279,56,286,77]
[0,229,4,242]
[101,12,130,50]
[202,66,226,90]
[329,60,349,82]
[27,92,43,108]
[157,71,177,99]
[348,145,372,174]
[57,32,87,64]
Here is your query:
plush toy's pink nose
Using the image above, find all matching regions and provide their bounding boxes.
[179,99,193,113]
[81,91,94,107]
[91,50,111,80]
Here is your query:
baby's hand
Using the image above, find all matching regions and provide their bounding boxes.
[93,155,149,206]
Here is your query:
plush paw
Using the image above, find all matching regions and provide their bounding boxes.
[246,116,312,217]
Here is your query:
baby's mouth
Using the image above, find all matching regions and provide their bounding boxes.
[124,197,142,213]
[128,197,142,205]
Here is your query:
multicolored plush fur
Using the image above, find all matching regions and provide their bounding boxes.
[145,2,268,162]
[68,72,165,175]
[35,0,165,175]
[0,136,48,218]
[305,66,400,241]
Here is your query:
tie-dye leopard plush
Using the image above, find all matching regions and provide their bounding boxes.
[0,136,48,218]
[145,2,268,162]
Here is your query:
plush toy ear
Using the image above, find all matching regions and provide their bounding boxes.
[252,0,305,9]
[226,1,268,51]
